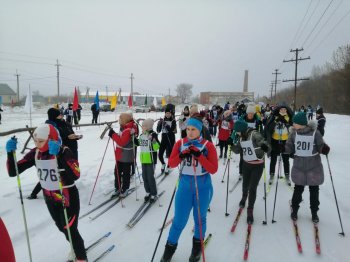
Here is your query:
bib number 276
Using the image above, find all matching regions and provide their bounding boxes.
[38,168,58,182]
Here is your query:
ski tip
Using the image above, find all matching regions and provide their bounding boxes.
[108,245,116,251]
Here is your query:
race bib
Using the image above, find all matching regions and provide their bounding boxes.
[36,159,60,191]
[241,139,258,161]
[294,132,316,157]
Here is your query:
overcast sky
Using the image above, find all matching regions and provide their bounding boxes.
[0,0,349,99]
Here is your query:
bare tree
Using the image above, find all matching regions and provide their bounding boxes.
[176,83,193,103]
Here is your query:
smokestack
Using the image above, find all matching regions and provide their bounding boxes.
[243,70,248,92]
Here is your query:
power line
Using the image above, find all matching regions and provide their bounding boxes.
[0,57,53,66]
[295,0,321,47]
[309,7,350,56]
[305,0,344,50]
[301,0,335,47]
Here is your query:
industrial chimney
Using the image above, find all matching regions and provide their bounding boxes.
[243,70,248,92]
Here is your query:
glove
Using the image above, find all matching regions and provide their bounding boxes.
[108,128,115,137]
[179,149,191,159]
[151,132,158,141]
[130,128,136,135]
[6,137,17,153]
[165,125,171,132]
[227,137,233,146]
[189,145,201,158]
[321,143,330,155]
[261,143,269,153]
[279,116,287,124]
[48,140,60,156]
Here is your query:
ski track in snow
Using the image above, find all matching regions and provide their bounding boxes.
[0,106,349,261]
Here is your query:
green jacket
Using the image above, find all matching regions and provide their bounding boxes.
[138,131,160,164]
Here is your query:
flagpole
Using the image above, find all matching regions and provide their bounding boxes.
[29,84,32,128]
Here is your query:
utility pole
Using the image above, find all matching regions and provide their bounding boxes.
[130,73,134,108]
[85,87,90,103]
[272,69,281,104]
[270,83,274,103]
[15,69,20,103]
[55,59,61,101]
[283,48,310,112]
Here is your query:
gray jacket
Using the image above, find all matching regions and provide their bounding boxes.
[232,128,270,162]
[285,121,325,186]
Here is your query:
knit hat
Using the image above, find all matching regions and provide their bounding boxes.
[234,119,248,133]
[119,113,133,126]
[142,118,154,130]
[223,110,232,118]
[292,112,308,126]
[187,117,203,132]
[33,124,61,152]
[190,104,199,116]
[47,108,61,121]
[316,107,323,114]
[246,103,256,114]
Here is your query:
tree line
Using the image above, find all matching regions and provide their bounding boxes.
[271,44,350,115]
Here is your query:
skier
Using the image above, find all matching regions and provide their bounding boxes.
[108,112,137,197]
[0,105,3,124]
[91,103,99,124]
[160,115,218,262]
[27,107,83,200]
[64,103,74,125]
[316,107,326,137]
[307,105,314,120]
[209,105,219,137]
[265,104,293,185]
[137,118,160,202]
[6,124,87,261]
[179,106,190,138]
[230,119,270,224]
[217,110,234,159]
[284,112,330,223]
[157,107,176,174]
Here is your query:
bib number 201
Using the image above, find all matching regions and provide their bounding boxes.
[296,141,311,151]
[38,168,58,182]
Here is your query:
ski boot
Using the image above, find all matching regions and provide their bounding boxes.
[312,211,319,223]
[247,208,254,224]
[189,237,202,262]
[291,206,298,221]
[268,174,275,185]
[160,242,177,262]
[27,194,37,200]
[285,173,291,186]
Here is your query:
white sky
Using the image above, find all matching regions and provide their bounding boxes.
[0,0,349,99]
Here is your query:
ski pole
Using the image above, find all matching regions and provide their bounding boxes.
[13,150,33,262]
[88,136,111,205]
[113,140,125,208]
[132,134,139,201]
[151,162,184,262]
[326,155,345,236]
[225,145,232,216]
[55,157,75,259]
[271,153,282,223]
[262,159,267,225]
[221,159,229,183]
[192,157,206,262]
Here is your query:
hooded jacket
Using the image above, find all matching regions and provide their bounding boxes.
[284,121,325,186]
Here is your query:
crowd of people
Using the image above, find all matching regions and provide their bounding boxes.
[3,100,330,262]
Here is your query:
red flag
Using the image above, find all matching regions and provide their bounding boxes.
[73,87,79,111]
[128,94,133,108]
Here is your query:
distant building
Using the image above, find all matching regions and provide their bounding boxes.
[0,84,17,104]
[200,70,254,105]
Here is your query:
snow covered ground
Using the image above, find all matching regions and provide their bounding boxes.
[0,106,349,262]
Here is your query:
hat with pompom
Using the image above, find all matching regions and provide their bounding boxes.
[292,112,308,126]
[234,119,248,133]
